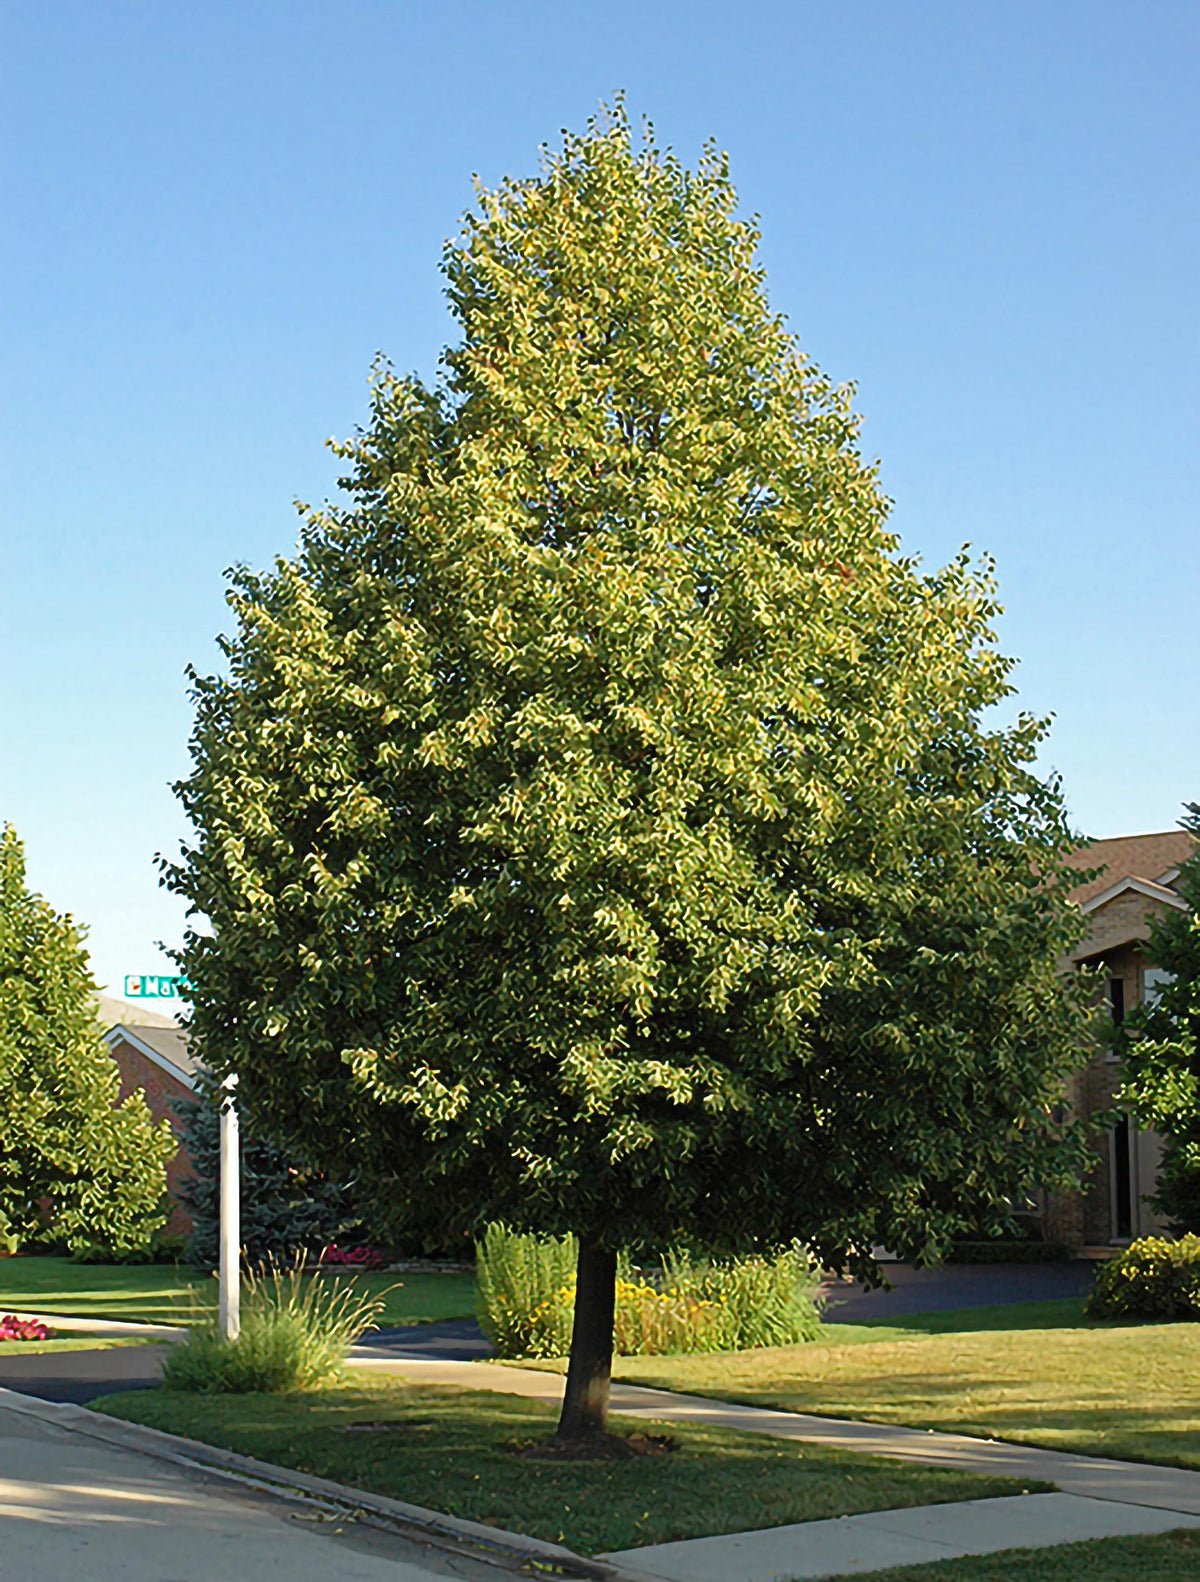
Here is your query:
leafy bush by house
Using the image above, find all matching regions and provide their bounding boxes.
[476,1225,824,1358]
[162,1255,387,1392]
[1086,1234,1200,1320]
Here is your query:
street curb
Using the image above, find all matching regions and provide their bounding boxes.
[0,1384,661,1581]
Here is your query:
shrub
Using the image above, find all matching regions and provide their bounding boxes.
[173,1085,360,1272]
[475,1225,824,1358]
[1086,1234,1200,1321]
[162,1255,387,1392]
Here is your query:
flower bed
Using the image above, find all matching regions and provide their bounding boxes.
[0,1313,55,1342]
[317,1244,390,1272]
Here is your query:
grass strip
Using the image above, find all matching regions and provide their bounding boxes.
[96,1374,1047,1556]
[825,1527,1200,1580]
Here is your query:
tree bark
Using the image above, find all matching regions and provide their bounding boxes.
[555,1239,617,1443]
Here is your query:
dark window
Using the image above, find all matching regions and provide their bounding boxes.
[1113,1117,1132,1239]
[1108,978,1125,1024]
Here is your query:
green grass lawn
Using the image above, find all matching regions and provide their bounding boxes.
[593,1319,1200,1469]
[96,1375,1047,1556]
[825,1299,1091,1345]
[0,1257,475,1329]
[826,1528,1200,1581]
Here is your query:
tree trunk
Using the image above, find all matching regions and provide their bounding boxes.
[555,1239,617,1443]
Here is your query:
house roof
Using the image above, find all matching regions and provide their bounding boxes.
[102,1022,199,1089]
[94,992,198,1089]
[93,992,181,1031]
[1063,830,1196,907]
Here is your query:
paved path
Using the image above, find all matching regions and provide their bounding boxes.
[0,1394,513,1582]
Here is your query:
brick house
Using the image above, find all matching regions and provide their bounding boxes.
[95,994,198,1235]
[1043,830,1196,1251]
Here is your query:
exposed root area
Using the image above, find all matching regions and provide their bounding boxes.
[511,1431,677,1462]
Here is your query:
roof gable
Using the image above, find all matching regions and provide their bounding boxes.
[1065,830,1196,907]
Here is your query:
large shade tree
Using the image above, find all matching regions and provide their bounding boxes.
[0,825,173,1254]
[169,108,1091,1447]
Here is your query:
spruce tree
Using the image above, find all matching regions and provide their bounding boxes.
[0,825,173,1254]
[169,107,1091,1446]
[173,1080,358,1270]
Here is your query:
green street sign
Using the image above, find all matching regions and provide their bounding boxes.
[124,974,188,1000]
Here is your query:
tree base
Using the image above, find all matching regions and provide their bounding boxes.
[513,1431,676,1462]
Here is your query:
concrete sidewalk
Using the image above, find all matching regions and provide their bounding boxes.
[0,1308,184,1339]
[602,1493,1200,1580]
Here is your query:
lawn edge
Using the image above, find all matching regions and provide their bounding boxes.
[0,1384,656,1582]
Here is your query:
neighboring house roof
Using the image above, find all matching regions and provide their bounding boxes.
[1080,875,1188,916]
[93,992,181,1032]
[93,993,198,1090]
[102,1022,199,1090]
[1063,830,1196,907]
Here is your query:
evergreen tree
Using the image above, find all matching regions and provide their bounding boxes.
[168,108,1091,1446]
[173,1080,359,1270]
[1118,804,1200,1230]
[0,825,173,1254]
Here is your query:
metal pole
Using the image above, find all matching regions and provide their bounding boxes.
[218,1075,240,1342]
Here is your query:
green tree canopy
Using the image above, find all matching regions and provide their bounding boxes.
[1118,804,1200,1231]
[169,107,1090,1442]
[0,825,173,1254]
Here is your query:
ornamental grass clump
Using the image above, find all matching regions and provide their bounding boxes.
[163,1254,388,1393]
[1086,1234,1200,1321]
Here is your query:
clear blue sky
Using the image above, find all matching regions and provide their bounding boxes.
[2,0,1197,995]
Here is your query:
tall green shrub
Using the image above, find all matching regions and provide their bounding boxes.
[662,1244,824,1349]
[475,1223,579,1358]
[0,825,173,1255]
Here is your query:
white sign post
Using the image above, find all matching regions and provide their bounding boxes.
[218,1075,240,1342]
